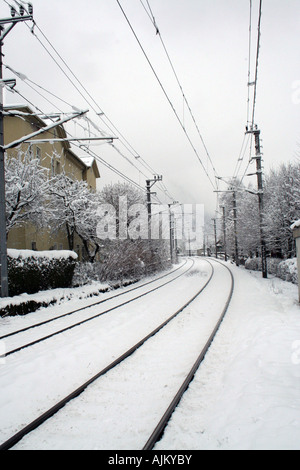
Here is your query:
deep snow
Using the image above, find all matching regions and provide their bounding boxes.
[0,257,299,450]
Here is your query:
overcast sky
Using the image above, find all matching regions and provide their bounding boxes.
[2,0,300,216]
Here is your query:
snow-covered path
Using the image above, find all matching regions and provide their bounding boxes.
[1,257,300,450]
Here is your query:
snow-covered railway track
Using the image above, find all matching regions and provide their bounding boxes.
[1,259,192,358]
[0,258,233,450]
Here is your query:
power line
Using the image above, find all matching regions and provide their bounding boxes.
[250,0,263,129]
[140,0,219,184]
[232,0,263,184]
[9,1,172,201]
[116,0,217,191]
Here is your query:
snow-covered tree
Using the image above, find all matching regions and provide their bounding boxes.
[96,182,170,279]
[48,171,98,254]
[5,151,51,236]
[263,162,300,258]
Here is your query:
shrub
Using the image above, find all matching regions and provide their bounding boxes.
[245,256,298,284]
[7,249,78,296]
[277,258,298,284]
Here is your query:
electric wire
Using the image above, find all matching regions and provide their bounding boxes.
[251,0,262,130]
[116,0,217,191]
[4,82,149,195]
[232,0,262,186]
[8,0,173,203]
[140,0,219,187]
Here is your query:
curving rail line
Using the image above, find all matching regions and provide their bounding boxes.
[0,257,233,451]
[143,258,234,450]
[2,259,194,357]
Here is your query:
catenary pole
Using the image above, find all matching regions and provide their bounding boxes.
[0,10,34,297]
[0,28,8,297]
[253,127,267,278]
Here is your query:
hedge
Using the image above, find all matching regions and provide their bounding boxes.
[245,256,298,284]
[7,249,78,296]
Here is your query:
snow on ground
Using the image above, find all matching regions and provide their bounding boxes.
[0,258,300,450]
[156,262,300,450]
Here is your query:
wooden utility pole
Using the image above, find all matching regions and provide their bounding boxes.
[212,218,218,258]
[253,128,267,278]
[221,205,227,261]
[146,175,162,240]
[0,8,34,297]
[232,191,239,266]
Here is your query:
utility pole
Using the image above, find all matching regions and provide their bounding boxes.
[168,206,173,263]
[232,190,239,266]
[146,175,162,240]
[221,205,227,261]
[0,6,34,297]
[253,127,267,278]
[212,218,217,258]
[167,202,178,264]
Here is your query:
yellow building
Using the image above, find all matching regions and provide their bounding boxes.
[4,105,100,260]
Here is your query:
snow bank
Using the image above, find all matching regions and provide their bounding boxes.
[7,248,78,260]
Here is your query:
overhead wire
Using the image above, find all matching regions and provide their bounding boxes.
[232,0,262,186]
[8,0,173,203]
[140,0,219,187]
[116,0,217,192]
[2,79,149,195]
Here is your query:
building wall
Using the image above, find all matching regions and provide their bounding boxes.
[4,107,100,260]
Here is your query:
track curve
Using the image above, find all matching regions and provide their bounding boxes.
[0,258,233,450]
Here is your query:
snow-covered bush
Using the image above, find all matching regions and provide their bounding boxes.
[277,258,298,284]
[72,262,100,286]
[245,257,281,274]
[7,249,78,296]
[245,257,262,271]
[245,256,298,284]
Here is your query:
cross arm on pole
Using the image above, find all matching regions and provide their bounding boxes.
[2,110,89,150]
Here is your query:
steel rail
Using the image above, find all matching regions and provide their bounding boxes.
[0,259,214,451]
[0,259,188,341]
[4,260,194,357]
[142,258,234,450]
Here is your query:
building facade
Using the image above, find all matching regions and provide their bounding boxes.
[4,105,100,260]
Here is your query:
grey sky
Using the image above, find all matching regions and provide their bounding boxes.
[2,0,300,214]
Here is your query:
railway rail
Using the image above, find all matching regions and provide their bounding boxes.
[1,258,192,357]
[0,257,233,450]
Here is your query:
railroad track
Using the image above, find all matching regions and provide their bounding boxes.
[0,258,192,357]
[0,257,233,450]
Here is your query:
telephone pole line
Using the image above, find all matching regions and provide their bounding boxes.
[146,175,162,240]
[212,218,218,258]
[0,6,34,297]
[232,190,239,266]
[253,127,267,278]
[246,126,267,278]
[221,205,227,261]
